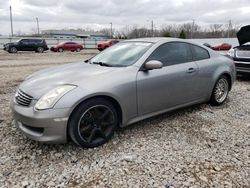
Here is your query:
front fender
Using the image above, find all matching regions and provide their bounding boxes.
[53,86,127,123]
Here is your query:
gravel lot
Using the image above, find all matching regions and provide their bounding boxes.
[0,50,249,187]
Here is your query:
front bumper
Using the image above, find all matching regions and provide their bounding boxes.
[10,98,72,143]
[234,61,250,74]
[50,47,57,52]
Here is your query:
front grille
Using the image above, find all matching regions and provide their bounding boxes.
[15,89,33,107]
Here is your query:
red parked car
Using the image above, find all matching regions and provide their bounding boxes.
[97,40,119,51]
[211,43,232,51]
[50,42,84,52]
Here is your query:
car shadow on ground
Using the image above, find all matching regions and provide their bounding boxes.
[237,75,250,81]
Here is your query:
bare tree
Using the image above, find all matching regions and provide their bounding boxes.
[208,24,224,37]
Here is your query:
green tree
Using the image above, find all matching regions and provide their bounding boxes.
[179,30,186,39]
[162,32,171,37]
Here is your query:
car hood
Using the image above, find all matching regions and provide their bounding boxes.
[4,42,18,46]
[19,62,118,99]
[237,25,250,46]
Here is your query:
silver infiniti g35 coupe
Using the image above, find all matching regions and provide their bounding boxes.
[11,38,236,148]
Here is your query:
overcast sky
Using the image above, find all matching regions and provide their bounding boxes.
[0,0,250,35]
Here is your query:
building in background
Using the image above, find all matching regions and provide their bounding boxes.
[42,29,109,39]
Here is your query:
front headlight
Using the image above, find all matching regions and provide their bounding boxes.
[227,49,235,57]
[35,85,77,110]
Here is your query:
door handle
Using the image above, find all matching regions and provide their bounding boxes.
[186,68,196,73]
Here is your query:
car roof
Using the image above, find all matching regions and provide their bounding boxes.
[125,37,184,43]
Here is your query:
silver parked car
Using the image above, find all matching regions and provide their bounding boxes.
[11,38,236,148]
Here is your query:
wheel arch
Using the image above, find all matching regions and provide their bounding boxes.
[220,72,232,91]
[67,95,123,130]
[209,71,233,101]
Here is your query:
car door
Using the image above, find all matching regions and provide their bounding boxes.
[71,42,78,51]
[136,42,200,115]
[66,42,74,51]
[32,39,42,50]
[18,39,30,51]
[189,44,213,99]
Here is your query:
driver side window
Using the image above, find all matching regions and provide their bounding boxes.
[147,42,192,66]
[20,39,29,45]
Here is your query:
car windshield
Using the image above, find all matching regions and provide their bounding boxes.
[15,39,23,43]
[90,42,153,67]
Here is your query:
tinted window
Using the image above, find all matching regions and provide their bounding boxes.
[191,45,210,61]
[20,39,28,43]
[147,42,192,66]
[33,39,42,43]
[111,40,119,44]
[21,39,42,44]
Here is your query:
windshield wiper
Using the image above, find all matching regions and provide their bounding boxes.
[92,62,113,67]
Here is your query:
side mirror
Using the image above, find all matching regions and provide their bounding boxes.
[144,60,163,70]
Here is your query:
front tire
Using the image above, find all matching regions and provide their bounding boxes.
[58,48,64,52]
[76,48,81,52]
[9,47,17,53]
[210,75,230,106]
[68,98,118,148]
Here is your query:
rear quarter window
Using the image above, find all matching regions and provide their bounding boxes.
[191,44,210,61]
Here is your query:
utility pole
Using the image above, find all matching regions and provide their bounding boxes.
[110,22,113,39]
[191,19,195,39]
[9,5,14,37]
[151,20,154,37]
[228,19,232,38]
[36,17,40,35]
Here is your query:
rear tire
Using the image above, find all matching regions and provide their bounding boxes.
[210,75,230,106]
[68,98,118,148]
[37,47,44,53]
[76,48,81,52]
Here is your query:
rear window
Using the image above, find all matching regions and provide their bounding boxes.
[190,44,210,61]
[30,39,42,43]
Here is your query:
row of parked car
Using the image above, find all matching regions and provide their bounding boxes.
[3,25,250,77]
[3,39,119,53]
[1,38,235,54]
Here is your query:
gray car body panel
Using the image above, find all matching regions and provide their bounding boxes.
[11,38,236,143]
